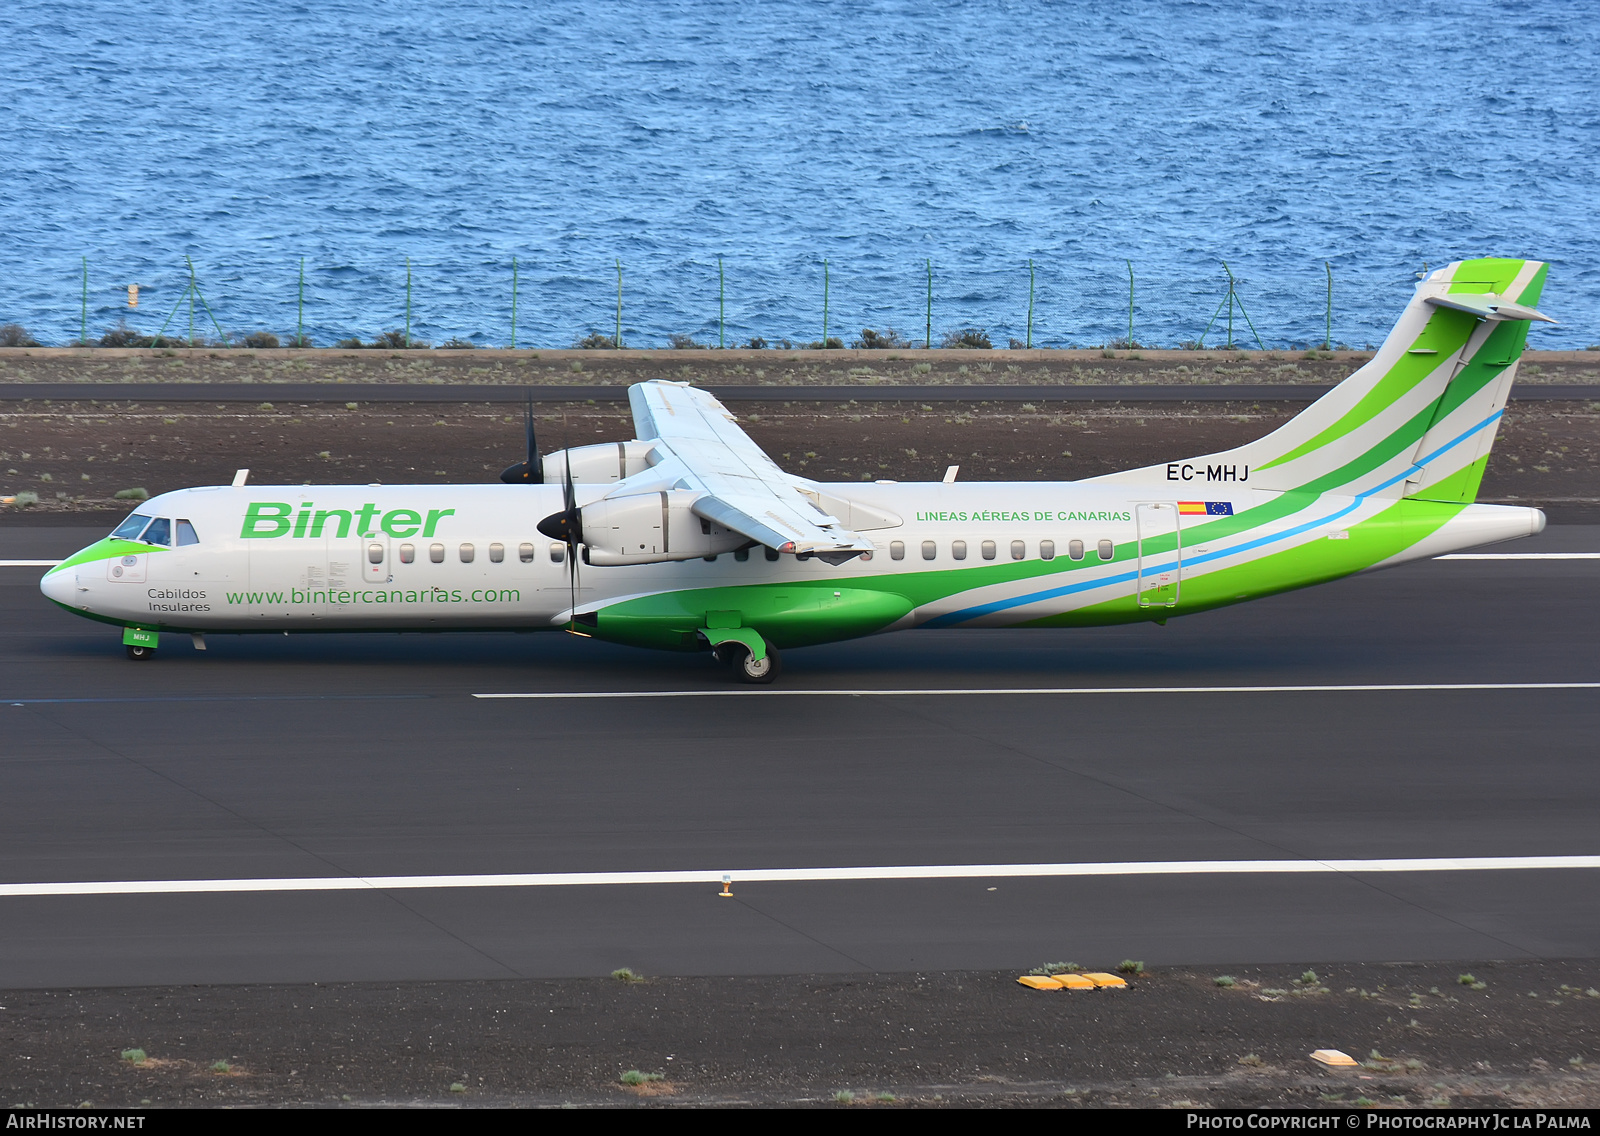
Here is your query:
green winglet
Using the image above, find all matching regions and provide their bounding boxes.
[701,626,766,662]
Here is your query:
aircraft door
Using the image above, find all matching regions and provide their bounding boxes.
[1135,503,1180,608]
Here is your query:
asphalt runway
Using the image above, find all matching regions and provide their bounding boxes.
[2,523,1598,988]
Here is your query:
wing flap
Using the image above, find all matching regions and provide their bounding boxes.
[628,381,873,554]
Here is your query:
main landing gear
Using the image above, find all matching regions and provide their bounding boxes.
[713,641,781,685]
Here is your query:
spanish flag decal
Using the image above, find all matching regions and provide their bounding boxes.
[1178,501,1233,516]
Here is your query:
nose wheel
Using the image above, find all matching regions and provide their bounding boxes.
[126,644,155,661]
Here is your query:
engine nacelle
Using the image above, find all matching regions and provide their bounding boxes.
[582,490,746,565]
[543,440,657,485]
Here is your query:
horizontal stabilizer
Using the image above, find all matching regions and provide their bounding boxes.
[1426,292,1555,324]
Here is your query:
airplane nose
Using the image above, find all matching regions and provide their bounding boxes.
[39,566,78,606]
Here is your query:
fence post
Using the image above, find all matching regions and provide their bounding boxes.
[615,258,623,348]
[1027,260,1034,349]
[1126,259,1134,347]
[297,258,305,347]
[1324,261,1332,350]
[511,256,518,350]
[926,259,932,349]
[718,256,725,349]
[405,257,412,348]
[1225,263,1234,347]
[823,259,829,345]
[184,255,228,343]
[80,257,87,345]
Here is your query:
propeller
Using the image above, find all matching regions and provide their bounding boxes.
[498,390,544,484]
[535,430,586,633]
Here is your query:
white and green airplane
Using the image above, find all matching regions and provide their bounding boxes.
[41,257,1552,683]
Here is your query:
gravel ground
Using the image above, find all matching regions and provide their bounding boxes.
[0,346,1596,390]
[2,961,1596,1108]
[3,396,1598,523]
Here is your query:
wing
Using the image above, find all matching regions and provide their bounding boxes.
[628,381,875,558]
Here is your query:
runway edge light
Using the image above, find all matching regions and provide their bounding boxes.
[1017,975,1063,990]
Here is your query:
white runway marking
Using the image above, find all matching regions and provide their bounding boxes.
[0,560,60,567]
[1437,553,1600,560]
[3,856,1598,898]
[475,682,1600,700]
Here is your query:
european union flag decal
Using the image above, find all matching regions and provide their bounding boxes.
[1178,501,1234,516]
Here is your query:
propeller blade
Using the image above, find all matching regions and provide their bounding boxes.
[498,390,544,484]
[563,418,578,632]
[525,390,543,482]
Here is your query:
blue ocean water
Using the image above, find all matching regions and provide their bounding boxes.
[3,1,1597,349]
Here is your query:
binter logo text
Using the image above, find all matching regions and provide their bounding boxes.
[240,502,456,540]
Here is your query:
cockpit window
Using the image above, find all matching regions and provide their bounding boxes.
[141,518,172,546]
[112,513,153,540]
[176,519,200,546]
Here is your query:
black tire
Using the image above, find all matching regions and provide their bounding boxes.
[732,644,780,685]
[126,644,154,661]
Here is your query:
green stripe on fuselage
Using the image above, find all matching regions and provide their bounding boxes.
[46,538,165,574]
[1016,496,1464,628]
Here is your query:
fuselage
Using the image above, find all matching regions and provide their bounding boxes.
[40,479,1543,652]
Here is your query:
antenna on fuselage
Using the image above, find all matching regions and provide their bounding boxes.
[232,469,249,486]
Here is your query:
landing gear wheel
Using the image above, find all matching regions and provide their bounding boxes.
[126,644,154,661]
[731,644,780,685]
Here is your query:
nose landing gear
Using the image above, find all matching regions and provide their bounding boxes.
[121,627,158,660]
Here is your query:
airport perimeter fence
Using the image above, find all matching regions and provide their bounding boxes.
[0,254,1537,356]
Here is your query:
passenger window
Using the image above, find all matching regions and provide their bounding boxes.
[459,543,475,563]
[952,540,967,561]
[764,547,780,561]
[1040,539,1055,560]
[489,542,504,563]
[367,542,384,565]
[1011,540,1025,561]
[429,543,445,564]
[399,543,415,564]
[921,540,937,561]
[734,548,750,562]
[549,542,565,564]
[1068,539,1085,561]
[112,513,152,540]
[519,542,535,563]
[1097,539,1114,560]
[890,541,905,560]
[981,540,996,560]
[142,518,172,546]
[176,519,200,547]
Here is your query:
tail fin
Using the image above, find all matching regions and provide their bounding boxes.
[1090,258,1552,502]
